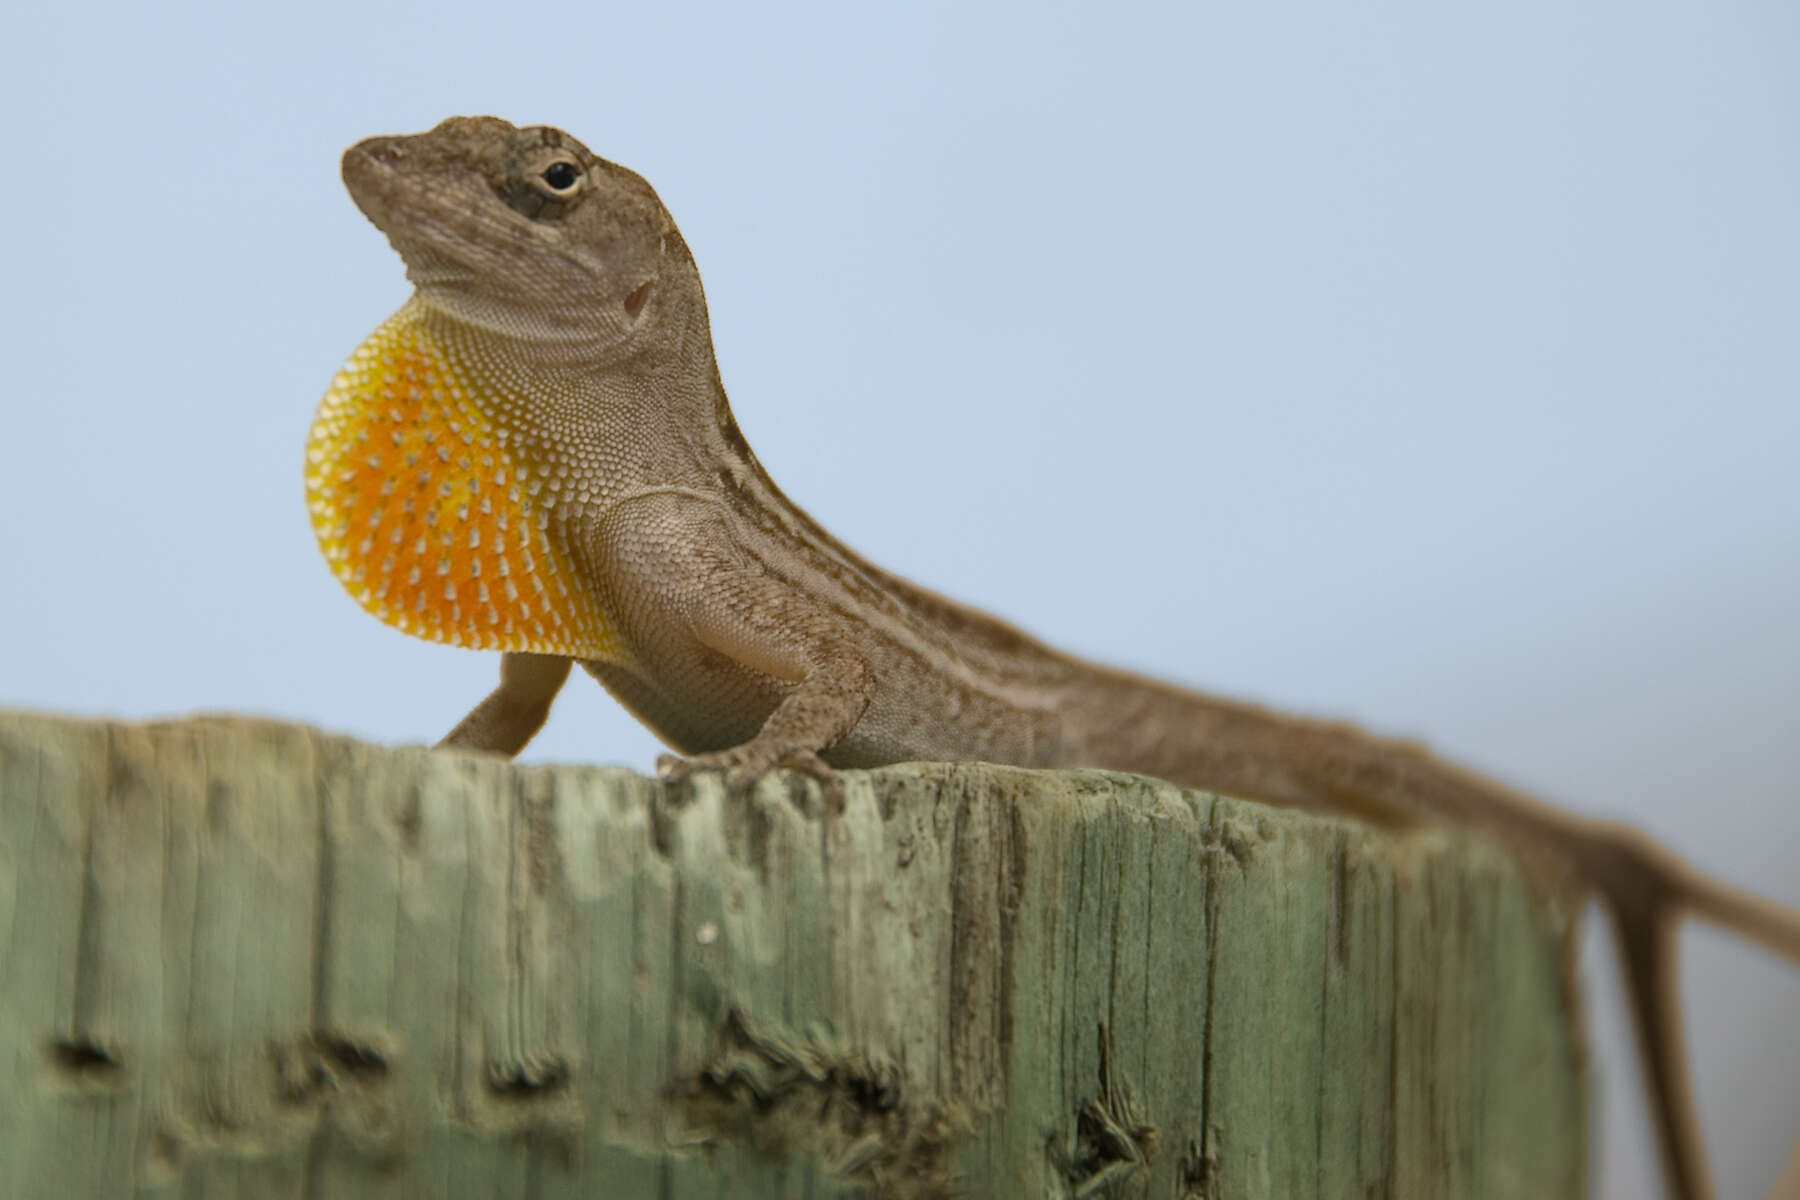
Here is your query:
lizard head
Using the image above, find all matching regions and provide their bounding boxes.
[342,115,684,356]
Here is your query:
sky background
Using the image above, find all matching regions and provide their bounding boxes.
[5,1,1798,1195]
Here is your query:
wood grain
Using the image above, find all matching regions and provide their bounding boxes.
[0,710,1585,1197]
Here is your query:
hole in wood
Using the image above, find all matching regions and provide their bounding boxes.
[487,1055,571,1098]
[47,1036,122,1075]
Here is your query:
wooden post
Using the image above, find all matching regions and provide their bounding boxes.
[0,711,1584,1197]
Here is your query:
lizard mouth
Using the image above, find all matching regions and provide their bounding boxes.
[339,135,523,288]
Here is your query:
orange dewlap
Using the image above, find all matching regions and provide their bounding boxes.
[305,310,616,659]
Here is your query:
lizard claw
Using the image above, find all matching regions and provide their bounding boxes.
[656,745,843,811]
[654,752,697,781]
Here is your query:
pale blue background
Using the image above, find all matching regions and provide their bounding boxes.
[5,2,1797,1195]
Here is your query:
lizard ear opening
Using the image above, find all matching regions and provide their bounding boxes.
[624,281,652,319]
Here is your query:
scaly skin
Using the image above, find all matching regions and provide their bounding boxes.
[307,116,1800,1200]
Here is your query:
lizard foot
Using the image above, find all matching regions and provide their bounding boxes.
[657,746,844,811]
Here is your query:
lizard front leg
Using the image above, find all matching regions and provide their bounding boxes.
[586,492,875,788]
[437,652,573,756]
[656,585,874,786]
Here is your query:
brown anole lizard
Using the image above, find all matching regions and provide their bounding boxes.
[304,116,1800,1200]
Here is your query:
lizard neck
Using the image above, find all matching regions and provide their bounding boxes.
[419,288,750,505]
[305,286,751,663]
[306,296,653,660]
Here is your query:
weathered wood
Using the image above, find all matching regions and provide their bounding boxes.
[0,710,1585,1197]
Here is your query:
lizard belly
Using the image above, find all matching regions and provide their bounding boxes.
[305,306,618,659]
[579,657,773,756]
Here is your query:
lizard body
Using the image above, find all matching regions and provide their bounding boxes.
[307,116,1800,1200]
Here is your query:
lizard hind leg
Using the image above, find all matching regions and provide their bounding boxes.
[1579,824,1800,1200]
[1606,883,1713,1200]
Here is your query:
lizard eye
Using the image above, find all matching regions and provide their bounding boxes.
[539,161,582,194]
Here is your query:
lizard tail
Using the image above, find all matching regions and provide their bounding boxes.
[1663,852,1800,967]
